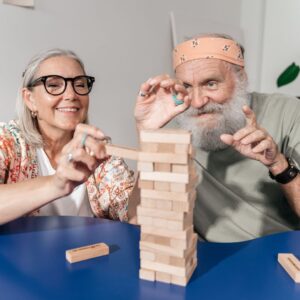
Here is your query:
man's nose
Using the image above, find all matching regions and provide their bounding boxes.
[190,86,209,108]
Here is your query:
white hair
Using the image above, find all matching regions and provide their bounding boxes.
[175,72,249,151]
[16,48,87,148]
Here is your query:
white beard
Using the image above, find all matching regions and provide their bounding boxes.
[175,78,250,151]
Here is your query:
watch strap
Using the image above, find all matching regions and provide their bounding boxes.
[269,157,299,184]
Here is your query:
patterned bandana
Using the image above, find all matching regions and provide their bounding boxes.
[173,37,244,70]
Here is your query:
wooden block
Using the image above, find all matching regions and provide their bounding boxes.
[170,233,198,250]
[138,180,154,190]
[155,247,196,268]
[155,253,171,264]
[172,196,195,212]
[140,129,191,144]
[105,144,138,160]
[141,225,194,240]
[154,181,170,191]
[172,162,196,174]
[140,241,188,258]
[140,142,158,152]
[140,250,156,261]
[171,261,197,286]
[156,271,171,283]
[170,175,198,192]
[141,233,170,246]
[137,215,153,226]
[167,211,193,231]
[172,201,194,213]
[141,259,188,277]
[137,162,154,172]
[139,268,155,281]
[153,217,169,228]
[140,171,189,184]
[137,205,186,221]
[154,163,171,172]
[278,253,300,283]
[157,143,175,153]
[66,243,109,263]
[139,152,188,164]
[140,198,156,209]
[156,199,172,210]
[174,144,190,154]
[172,164,189,174]
[141,189,192,202]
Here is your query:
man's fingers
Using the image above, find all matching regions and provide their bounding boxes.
[233,126,256,141]
[239,129,267,145]
[220,134,234,145]
[243,105,257,126]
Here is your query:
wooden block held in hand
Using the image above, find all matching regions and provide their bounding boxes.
[106,144,138,160]
[66,243,109,263]
[278,253,300,283]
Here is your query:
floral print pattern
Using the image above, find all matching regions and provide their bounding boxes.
[0,120,135,221]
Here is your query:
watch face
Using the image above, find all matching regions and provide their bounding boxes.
[288,157,298,168]
[289,169,298,177]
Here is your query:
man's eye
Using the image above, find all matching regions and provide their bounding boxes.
[206,81,218,89]
[183,83,191,89]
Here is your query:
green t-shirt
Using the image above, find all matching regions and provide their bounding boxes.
[193,92,300,242]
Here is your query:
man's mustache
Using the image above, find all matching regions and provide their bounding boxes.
[184,102,224,116]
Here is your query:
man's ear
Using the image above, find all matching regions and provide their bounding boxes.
[22,88,37,112]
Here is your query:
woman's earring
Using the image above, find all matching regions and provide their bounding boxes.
[31,111,38,118]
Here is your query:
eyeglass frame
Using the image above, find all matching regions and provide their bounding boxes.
[27,75,95,96]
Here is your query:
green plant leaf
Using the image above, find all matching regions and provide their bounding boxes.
[277,62,300,87]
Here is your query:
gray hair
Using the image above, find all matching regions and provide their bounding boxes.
[16,48,86,148]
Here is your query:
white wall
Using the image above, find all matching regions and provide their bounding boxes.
[0,0,253,166]
[260,0,300,96]
[240,0,266,92]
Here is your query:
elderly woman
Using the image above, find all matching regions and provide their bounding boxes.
[0,49,134,224]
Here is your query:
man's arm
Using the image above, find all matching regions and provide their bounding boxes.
[221,105,300,216]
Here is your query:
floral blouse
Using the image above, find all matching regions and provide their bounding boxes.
[0,120,135,221]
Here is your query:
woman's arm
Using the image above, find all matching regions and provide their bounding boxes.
[0,175,65,224]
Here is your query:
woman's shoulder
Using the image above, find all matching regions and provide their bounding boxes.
[0,120,22,137]
[0,120,25,152]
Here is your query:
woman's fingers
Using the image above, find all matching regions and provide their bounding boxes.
[74,123,106,140]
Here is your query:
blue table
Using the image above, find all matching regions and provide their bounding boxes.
[0,216,300,300]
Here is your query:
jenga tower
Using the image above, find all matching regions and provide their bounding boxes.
[137,128,198,286]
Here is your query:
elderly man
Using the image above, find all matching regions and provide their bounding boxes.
[134,34,300,242]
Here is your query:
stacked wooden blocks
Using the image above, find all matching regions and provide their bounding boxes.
[137,128,198,286]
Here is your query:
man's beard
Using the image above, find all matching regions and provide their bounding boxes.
[174,78,249,151]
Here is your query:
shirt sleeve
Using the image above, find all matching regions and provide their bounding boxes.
[0,124,15,184]
[92,156,135,221]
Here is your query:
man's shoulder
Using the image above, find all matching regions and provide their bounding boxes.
[251,92,300,116]
[251,92,300,106]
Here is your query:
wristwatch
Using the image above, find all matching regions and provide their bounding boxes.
[269,157,299,184]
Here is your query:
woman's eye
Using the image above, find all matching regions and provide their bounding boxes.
[47,83,60,88]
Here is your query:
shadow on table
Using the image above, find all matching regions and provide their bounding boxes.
[190,240,250,282]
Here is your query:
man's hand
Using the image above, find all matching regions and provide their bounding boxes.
[134,74,190,130]
[220,105,284,168]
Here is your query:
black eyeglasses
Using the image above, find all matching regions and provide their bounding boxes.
[28,75,95,96]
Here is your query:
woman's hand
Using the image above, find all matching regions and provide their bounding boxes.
[134,74,191,130]
[53,123,110,195]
